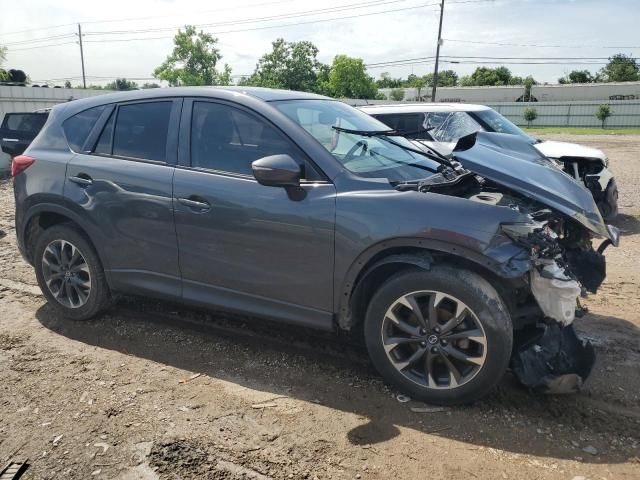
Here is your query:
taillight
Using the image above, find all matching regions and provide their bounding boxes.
[11,155,35,177]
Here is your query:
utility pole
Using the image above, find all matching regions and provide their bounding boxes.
[77,23,86,88]
[431,0,445,102]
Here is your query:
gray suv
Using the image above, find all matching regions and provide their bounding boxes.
[12,87,618,404]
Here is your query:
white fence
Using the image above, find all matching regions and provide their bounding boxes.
[488,100,640,128]
[0,86,111,170]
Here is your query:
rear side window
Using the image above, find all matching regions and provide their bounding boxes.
[3,113,48,133]
[63,106,106,152]
[112,102,172,162]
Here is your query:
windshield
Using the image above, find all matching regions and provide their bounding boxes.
[470,109,531,138]
[272,99,441,182]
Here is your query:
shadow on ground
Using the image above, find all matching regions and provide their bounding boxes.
[36,297,640,464]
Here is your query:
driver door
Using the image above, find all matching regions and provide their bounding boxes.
[173,99,336,329]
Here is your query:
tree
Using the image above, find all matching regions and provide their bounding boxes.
[245,38,322,92]
[390,88,405,101]
[0,47,9,82]
[460,66,514,86]
[598,54,639,82]
[64,80,72,89]
[104,78,138,91]
[411,75,428,100]
[595,104,612,128]
[375,92,387,100]
[523,107,538,127]
[558,70,594,84]
[153,25,231,86]
[324,55,378,99]
[429,69,458,87]
[376,73,404,88]
[141,82,161,89]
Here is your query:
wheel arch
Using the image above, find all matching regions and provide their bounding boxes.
[21,202,106,269]
[337,238,526,331]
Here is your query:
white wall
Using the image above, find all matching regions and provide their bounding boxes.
[0,86,111,171]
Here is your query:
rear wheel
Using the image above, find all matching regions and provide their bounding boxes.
[364,266,512,405]
[34,224,111,320]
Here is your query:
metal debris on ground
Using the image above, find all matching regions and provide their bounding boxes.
[410,406,448,413]
[396,394,411,403]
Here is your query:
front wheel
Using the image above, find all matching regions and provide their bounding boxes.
[364,266,512,405]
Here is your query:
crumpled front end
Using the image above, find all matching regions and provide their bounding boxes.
[501,216,617,394]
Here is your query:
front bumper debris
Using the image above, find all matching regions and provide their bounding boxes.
[530,259,582,326]
[511,323,596,394]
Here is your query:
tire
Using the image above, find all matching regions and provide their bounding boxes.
[364,266,512,405]
[33,223,111,320]
[598,178,618,221]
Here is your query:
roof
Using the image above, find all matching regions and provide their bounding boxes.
[53,86,331,117]
[358,103,492,114]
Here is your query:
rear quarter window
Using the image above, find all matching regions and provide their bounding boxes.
[62,106,106,152]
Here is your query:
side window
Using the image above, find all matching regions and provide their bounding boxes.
[94,110,115,155]
[190,101,321,179]
[63,106,106,152]
[112,102,172,161]
[375,113,431,139]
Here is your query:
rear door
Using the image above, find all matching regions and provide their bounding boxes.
[63,99,183,299]
[173,98,336,329]
[1,112,48,157]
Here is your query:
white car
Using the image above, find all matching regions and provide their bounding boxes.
[359,103,618,220]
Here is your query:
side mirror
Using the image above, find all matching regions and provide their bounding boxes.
[252,154,301,187]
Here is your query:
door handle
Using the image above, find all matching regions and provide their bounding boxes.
[177,197,211,210]
[68,175,93,186]
[2,138,19,142]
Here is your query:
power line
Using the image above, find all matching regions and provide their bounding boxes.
[83,0,420,36]
[443,38,640,49]
[2,33,76,47]
[7,41,77,52]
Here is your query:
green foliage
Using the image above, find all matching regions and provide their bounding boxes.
[0,46,6,66]
[598,54,639,82]
[459,66,534,87]
[523,107,538,127]
[375,92,387,100]
[595,104,612,128]
[390,88,405,101]
[0,69,7,82]
[245,38,322,92]
[376,74,404,88]
[104,78,138,91]
[64,80,72,88]
[558,70,594,84]
[324,55,378,99]
[141,82,161,89]
[410,75,428,99]
[153,25,231,86]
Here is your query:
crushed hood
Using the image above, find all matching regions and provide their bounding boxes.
[534,140,606,161]
[453,132,612,240]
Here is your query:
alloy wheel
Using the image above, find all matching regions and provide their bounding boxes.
[381,290,487,389]
[41,239,92,309]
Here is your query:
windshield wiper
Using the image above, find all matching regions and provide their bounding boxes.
[331,126,454,168]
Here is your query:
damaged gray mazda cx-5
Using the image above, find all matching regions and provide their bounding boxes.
[12,87,619,405]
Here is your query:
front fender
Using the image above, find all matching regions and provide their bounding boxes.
[335,236,531,329]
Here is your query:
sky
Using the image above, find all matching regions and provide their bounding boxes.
[1,0,639,87]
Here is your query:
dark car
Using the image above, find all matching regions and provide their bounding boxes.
[1,111,49,158]
[12,87,618,404]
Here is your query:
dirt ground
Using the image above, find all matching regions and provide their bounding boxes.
[0,134,639,480]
